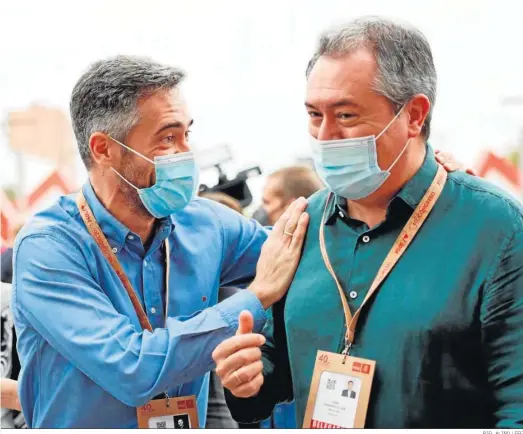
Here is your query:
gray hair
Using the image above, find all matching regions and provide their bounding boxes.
[70,55,185,169]
[306,16,437,138]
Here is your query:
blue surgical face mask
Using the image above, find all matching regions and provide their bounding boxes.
[311,106,410,200]
[109,138,199,218]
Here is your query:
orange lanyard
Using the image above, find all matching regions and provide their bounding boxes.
[76,192,171,332]
[319,164,447,355]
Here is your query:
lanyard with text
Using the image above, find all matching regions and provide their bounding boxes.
[77,193,199,428]
[76,192,171,332]
[319,164,447,355]
[303,164,447,429]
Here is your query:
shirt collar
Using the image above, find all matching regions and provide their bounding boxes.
[324,193,344,226]
[325,144,438,225]
[395,144,438,209]
[81,182,175,251]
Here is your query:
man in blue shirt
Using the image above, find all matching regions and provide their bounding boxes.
[11,55,309,428]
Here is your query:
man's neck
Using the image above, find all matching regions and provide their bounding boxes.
[346,143,426,228]
[89,176,156,245]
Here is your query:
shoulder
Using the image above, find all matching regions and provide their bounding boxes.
[445,171,523,233]
[171,197,249,228]
[304,188,332,228]
[307,188,331,209]
[170,197,269,240]
[175,197,242,219]
[306,188,331,217]
[14,193,90,256]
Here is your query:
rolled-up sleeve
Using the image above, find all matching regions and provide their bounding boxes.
[481,224,523,428]
[13,232,266,408]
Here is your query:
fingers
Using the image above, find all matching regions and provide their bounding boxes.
[273,197,307,237]
[435,151,447,165]
[230,372,265,398]
[212,334,265,362]
[436,151,462,173]
[435,151,476,175]
[443,162,457,172]
[283,197,308,241]
[290,211,309,250]
[272,205,292,237]
[236,310,254,336]
[221,360,264,390]
[215,346,262,379]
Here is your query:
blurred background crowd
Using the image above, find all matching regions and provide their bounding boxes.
[1,0,522,429]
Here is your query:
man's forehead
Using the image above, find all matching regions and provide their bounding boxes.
[137,87,191,123]
[305,49,377,106]
[138,87,186,109]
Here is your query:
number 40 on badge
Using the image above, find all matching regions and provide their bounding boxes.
[303,350,376,429]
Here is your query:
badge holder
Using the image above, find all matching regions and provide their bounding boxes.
[303,345,376,429]
[137,393,199,429]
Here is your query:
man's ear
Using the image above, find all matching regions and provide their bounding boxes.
[89,133,120,168]
[406,94,430,139]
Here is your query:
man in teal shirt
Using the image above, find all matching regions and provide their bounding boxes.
[213,16,523,428]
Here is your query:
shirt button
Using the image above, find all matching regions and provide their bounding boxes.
[362,235,370,243]
[128,235,134,240]
[338,211,344,218]
[144,260,148,266]
[150,307,156,314]
[112,247,118,253]
[350,291,358,299]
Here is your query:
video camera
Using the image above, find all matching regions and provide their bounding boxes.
[198,144,262,208]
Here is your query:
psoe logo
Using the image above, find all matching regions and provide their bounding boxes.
[352,362,371,374]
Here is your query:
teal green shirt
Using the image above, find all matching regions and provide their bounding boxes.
[226,148,523,428]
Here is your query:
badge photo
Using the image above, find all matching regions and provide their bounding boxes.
[303,351,376,429]
[137,395,199,429]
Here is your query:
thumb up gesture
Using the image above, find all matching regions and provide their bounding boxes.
[212,311,266,398]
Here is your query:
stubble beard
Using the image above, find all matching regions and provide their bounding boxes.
[117,152,154,219]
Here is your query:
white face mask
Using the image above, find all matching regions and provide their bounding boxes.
[311,106,410,200]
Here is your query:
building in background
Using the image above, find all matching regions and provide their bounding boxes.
[0,171,75,249]
[477,151,522,201]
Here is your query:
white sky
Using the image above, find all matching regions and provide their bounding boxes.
[1,0,523,201]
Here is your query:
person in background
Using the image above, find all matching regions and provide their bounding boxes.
[254,166,324,227]
[1,379,21,411]
[1,224,24,284]
[12,55,309,428]
[1,224,26,429]
[216,16,523,428]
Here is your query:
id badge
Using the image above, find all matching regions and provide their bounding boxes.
[137,395,199,429]
[303,351,376,429]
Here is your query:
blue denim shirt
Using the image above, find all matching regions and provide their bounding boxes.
[260,402,297,429]
[12,182,268,428]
